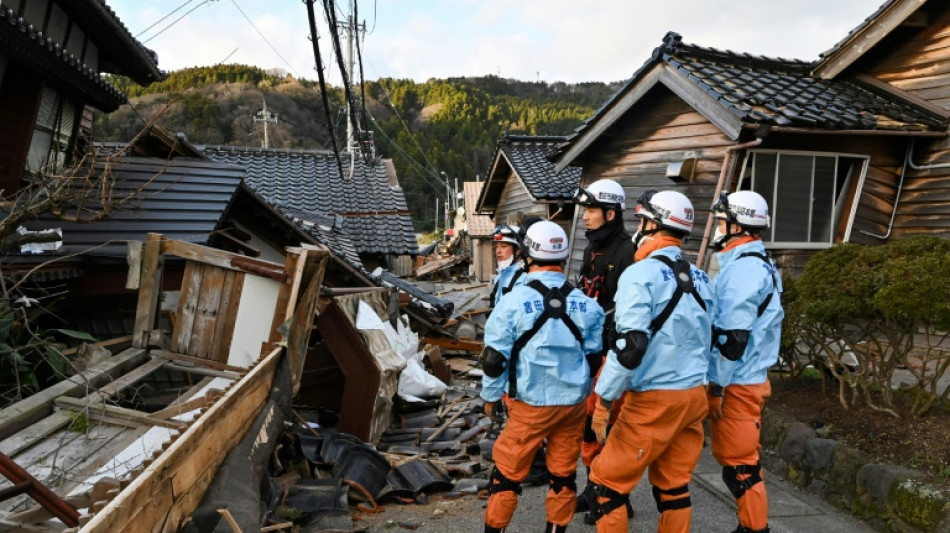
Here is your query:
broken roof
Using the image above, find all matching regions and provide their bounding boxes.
[201,146,419,256]
[556,31,948,169]
[18,157,245,257]
[479,134,582,212]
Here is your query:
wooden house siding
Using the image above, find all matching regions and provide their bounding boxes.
[862,3,950,240]
[566,89,731,278]
[494,172,546,227]
[868,4,950,109]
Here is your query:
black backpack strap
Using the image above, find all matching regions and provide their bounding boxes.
[736,252,777,318]
[502,267,525,296]
[507,280,584,399]
[649,255,706,336]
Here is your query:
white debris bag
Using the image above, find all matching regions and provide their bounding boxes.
[398,352,447,399]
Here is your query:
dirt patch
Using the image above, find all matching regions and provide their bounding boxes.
[768,375,950,486]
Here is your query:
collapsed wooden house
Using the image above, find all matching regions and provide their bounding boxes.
[0,234,332,532]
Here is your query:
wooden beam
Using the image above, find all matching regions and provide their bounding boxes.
[161,239,286,281]
[422,336,484,352]
[162,363,239,380]
[0,411,73,457]
[554,65,664,171]
[54,397,185,430]
[0,348,148,441]
[150,350,248,373]
[133,233,164,348]
[81,348,282,533]
[812,0,928,79]
[660,67,742,140]
[59,335,133,357]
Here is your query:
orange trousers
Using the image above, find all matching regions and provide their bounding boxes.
[485,401,586,528]
[581,361,626,466]
[589,386,707,533]
[709,381,771,531]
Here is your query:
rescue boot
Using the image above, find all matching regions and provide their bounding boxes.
[731,526,769,533]
[574,473,593,514]
[544,522,568,533]
[484,526,505,533]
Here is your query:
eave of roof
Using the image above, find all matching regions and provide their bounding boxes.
[812,0,926,79]
[60,0,164,85]
[0,6,126,110]
[555,30,948,171]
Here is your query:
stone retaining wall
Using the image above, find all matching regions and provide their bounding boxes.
[761,408,950,533]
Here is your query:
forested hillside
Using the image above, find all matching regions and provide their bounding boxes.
[96,65,622,232]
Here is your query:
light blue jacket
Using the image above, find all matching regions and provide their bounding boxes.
[481,270,605,406]
[595,246,714,400]
[709,239,784,387]
[492,261,526,308]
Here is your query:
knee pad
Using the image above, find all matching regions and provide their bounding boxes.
[488,466,523,496]
[587,483,632,522]
[722,464,763,499]
[548,472,576,494]
[651,484,691,513]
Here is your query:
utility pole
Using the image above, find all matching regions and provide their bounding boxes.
[253,97,278,148]
[434,198,439,236]
[342,0,368,154]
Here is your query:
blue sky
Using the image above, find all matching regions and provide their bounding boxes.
[109,0,885,84]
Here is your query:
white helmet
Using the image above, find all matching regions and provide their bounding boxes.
[712,190,770,229]
[573,179,626,210]
[522,221,570,262]
[492,224,521,246]
[634,190,694,233]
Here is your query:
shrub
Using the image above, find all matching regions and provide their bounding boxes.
[789,236,950,416]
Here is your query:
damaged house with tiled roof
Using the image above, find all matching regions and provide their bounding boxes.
[555,4,950,276]
[201,146,420,276]
[476,134,582,242]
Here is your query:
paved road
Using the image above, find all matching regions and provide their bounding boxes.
[357,446,876,532]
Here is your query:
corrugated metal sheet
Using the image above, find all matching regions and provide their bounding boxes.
[19,157,245,257]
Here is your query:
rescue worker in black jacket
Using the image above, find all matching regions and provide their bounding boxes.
[571,178,636,523]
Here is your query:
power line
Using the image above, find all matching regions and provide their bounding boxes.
[141,0,217,44]
[229,0,300,78]
[365,108,445,196]
[135,0,197,38]
[304,0,345,180]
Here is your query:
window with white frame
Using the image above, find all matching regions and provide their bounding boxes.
[737,151,868,246]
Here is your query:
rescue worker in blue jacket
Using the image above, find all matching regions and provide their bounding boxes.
[586,190,713,533]
[490,224,525,311]
[707,190,784,533]
[481,220,605,533]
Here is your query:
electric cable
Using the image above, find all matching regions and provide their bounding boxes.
[230,0,300,77]
[304,0,345,180]
[135,0,196,38]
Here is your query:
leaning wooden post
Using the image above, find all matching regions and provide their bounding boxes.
[132,233,165,348]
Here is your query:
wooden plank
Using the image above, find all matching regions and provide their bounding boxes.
[81,347,282,533]
[0,348,148,441]
[422,336,483,352]
[54,396,186,430]
[125,241,143,290]
[210,270,239,364]
[172,261,203,355]
[212,272,244,365]
[659,67,742,140]
[268,253,298,345]
[0,411,73,457]
[188,265,226,359]
[91,357,168,399]
[60,335,133,357]
[151,396,213,421]
[160,239,286,281]
[133,234,165,348]
[286,255,328,393]
[162,363,239,380]
[150,350,248,373]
